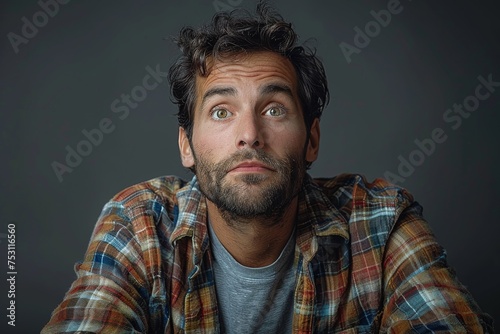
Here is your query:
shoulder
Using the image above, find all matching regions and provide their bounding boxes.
[95,175,191,237]
[111,175,189,210]
[313,173,415,210]
[311,173,420,231]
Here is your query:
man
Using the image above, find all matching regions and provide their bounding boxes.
[42,2,493,333]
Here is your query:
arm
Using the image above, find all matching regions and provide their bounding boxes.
[380,202,494,333]
[42,202,167,333]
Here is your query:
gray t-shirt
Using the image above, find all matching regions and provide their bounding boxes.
[209,224,296,334]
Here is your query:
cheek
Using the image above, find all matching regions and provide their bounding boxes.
[264,122,307,152]
[191,130,228,162]
[193,119,236,148]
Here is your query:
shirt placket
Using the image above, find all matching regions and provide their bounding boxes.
[183,237,220,333]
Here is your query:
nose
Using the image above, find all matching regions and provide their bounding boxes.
[236,112,264,149]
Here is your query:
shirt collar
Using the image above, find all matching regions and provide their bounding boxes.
[295,174,350,262]
[170,176,210,265]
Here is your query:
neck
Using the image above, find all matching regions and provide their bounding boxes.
[207,197,298,267]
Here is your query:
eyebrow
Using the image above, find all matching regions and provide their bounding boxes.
[200,87,237,111]
[259,83,294,99]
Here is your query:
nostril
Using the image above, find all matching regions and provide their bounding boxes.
[238,139,261,148]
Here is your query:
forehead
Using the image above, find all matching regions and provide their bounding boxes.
[195,51,298,99]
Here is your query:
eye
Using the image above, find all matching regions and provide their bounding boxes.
[264,106,286,117]
[211,108,232,120]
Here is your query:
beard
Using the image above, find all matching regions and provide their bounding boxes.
[192,148,307,224]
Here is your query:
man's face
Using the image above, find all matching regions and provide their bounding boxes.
[178,51,320,221]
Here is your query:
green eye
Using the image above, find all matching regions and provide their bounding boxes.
[266,106,285,117]
[212,108,231,120]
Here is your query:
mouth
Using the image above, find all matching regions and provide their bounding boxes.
[228,160,275,173]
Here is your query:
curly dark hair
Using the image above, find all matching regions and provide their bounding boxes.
[168,1,329,140]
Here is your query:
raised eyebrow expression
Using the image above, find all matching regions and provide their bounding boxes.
[199,83,295,112]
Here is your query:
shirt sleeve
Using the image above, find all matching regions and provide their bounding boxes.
[379,201,494,333]
[41,201,167,334]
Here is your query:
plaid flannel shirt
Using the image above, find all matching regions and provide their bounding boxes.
[42,174,493,333]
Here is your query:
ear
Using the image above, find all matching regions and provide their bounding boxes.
[305,118,320,163]
[178,127,195,168]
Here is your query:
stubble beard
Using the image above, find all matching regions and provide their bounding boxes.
[193,148,307,226]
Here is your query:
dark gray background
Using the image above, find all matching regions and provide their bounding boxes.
[1,0,499,332]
